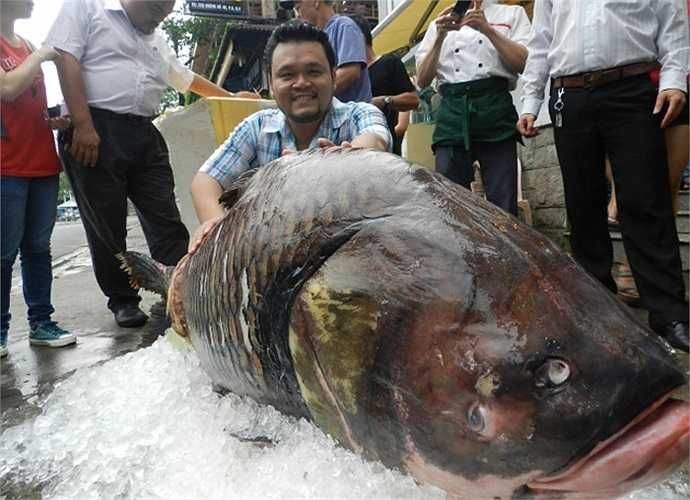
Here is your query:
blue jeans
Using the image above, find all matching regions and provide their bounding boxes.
[1,175,59,332]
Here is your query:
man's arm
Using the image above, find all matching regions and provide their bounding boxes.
[0,46,58,101]
[188,74,260,99]
[350,132,387,150]
[372,92,420,112]
[188,172,225,253]
[416,7,459,89]
[191,172,225,223]
[334,63,362,97]
[462,9,528,74]
[653,0,689,128]
[517,0,554,137]
[54,49,101,167]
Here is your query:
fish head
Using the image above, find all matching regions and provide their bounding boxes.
[374,233,689,499]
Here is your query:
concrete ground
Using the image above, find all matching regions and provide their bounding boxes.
[0,217,167,429]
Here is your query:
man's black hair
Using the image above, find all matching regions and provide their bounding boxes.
[347,14,372,48]
[264,20,337,75]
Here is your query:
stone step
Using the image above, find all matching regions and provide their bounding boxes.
[677,210,689,234]
[679,189,689,212]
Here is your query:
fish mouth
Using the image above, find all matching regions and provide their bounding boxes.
[527,392,690,496]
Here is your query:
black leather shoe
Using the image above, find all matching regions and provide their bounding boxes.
[113,304,148,328]
[655,321,689,352]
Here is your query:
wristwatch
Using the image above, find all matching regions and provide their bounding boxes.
[383,96,392,107]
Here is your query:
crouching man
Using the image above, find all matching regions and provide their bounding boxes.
[190,21,391,251]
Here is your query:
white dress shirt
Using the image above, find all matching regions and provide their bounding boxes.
[45,0,194,117]
[520,0,690,117]
[415,3,531,90]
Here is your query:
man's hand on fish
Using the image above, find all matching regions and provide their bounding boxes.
[188,214,224,255]
[317,138,352,152]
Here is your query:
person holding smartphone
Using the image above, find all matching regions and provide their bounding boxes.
[416,0,531,215]
[0,0,77,357]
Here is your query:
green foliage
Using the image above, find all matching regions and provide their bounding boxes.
[58,173,72,203]
[160,8,228,110]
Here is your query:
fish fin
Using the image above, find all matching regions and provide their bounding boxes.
[116,251,174,299]
[219,168,259,210]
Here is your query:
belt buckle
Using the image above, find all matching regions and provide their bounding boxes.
[583,72,594,90]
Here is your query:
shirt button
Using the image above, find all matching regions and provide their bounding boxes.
[455,48,460,53]
[478,63,483,68]
[455,68,460,72]
[478,40,483,44]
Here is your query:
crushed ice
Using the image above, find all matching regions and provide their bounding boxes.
[1,338,687,500]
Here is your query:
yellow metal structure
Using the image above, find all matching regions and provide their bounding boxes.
[207,97,276,145]
[372,0,454,56]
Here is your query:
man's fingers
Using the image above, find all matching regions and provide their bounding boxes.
[653,93,665,115]
[660,99,680,129]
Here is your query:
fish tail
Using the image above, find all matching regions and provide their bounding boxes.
[116,251,173,299]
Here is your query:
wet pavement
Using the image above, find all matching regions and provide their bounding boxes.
[1,217,166,429]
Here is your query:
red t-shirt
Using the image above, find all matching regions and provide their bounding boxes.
[1,35,61,177]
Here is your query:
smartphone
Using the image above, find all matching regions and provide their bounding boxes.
[47,105,61,118]
[452,0,472,18]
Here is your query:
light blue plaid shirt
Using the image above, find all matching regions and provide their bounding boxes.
[200,98,392,189]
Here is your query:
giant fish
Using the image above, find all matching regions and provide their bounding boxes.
[120,149,689,499]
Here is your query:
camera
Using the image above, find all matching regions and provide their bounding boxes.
[452,0,472,18]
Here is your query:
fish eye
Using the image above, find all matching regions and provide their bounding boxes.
[535,358,570,388]
[467,403,487,434]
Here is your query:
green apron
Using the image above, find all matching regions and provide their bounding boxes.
[432,77,519,151]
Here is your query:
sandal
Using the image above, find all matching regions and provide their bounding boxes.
[607,216,619,229]
[613,265,640,307]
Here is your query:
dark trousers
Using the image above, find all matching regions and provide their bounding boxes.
[434,139,518,215]
[549,74,687,327]
[58,108,189,311]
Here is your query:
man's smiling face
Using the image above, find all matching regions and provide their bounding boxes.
[269,41,335,125]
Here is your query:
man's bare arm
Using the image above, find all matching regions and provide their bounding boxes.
[350,132,388,151]
[189,172,227,254]
[372,91,420,112]
[188,74,260,99]
[54,49,100,167]
[191,172,225,223]
[334,63,362,96]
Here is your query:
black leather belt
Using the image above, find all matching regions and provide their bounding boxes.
[551,62,659,90]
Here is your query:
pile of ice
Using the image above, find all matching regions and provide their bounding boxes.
[0,338,440,499]
[1,337,688,500]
